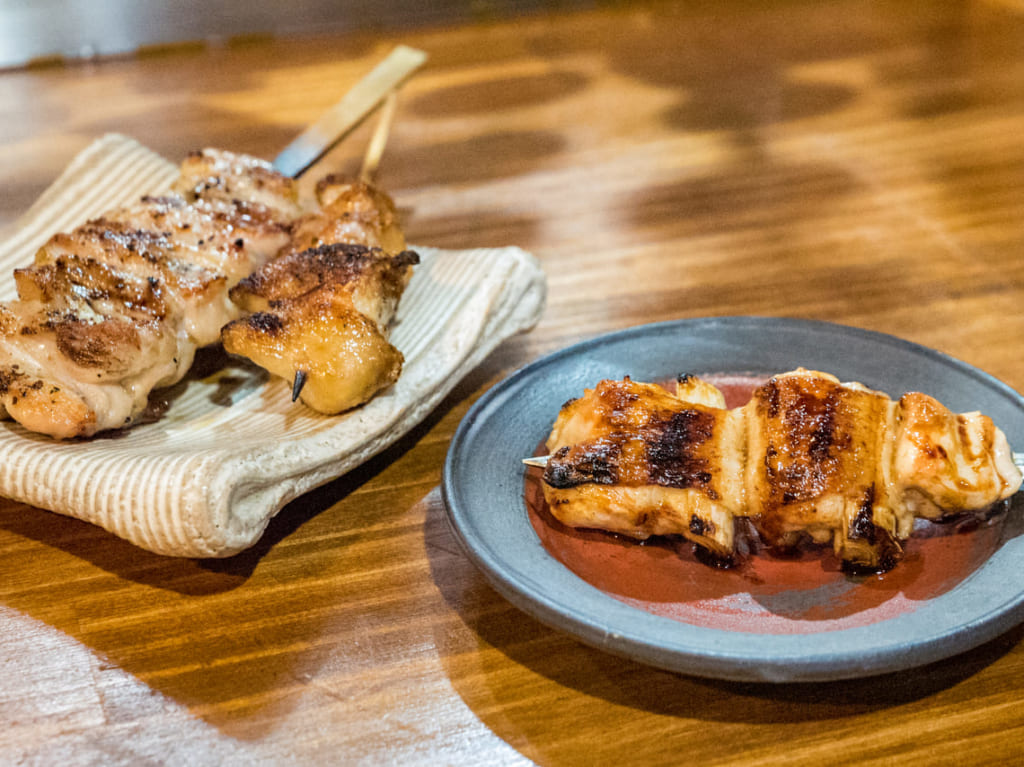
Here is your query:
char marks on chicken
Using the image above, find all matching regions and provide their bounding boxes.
[0,147,416,438]
[219,171,417,415]
[541,370,1022,571]
[222,243,419,415]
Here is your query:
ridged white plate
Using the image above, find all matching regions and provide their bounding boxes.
[0,134,547,557]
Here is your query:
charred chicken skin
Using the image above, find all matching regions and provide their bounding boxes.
[0,148,415,438]
[222,243,418,414]
[541,370,1022,571]
[0,150,297,439]
[220,170,416,415]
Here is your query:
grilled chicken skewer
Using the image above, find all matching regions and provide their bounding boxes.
[0,47,427,440]
[528,453,1024,469]
[0,150,418,437]
[532,370,1022,572]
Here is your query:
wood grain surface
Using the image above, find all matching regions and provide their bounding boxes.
[2,1,1024,764]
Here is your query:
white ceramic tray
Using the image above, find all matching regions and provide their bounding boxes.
[0,134,546,557]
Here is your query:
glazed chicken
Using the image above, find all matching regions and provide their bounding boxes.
[286,174,406,256]
[222,243,418,414]
[221,177,417,414]
[0,150,297,439]
[541,370,1022,571]
[0,147,417,438]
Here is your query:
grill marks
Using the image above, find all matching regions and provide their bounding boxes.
[650,409,717,489]
[540,370,1022,572]
[756,377,852,509]
[545,443,616,487]
[546,407,717,491]
[0,148,299,439]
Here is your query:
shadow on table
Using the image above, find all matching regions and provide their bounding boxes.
[0,336,531,740]
[424,485,1024,759]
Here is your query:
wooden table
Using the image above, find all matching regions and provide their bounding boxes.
[3,1,1024,763]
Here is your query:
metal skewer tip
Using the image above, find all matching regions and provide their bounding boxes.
[522,455,550,468]
[292,370,309,402]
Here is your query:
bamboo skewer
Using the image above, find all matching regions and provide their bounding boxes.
[270,46,426,402]
[360,89,400,183]
[272,44,427,178]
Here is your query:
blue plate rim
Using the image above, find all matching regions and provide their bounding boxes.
[441,316,1024,682]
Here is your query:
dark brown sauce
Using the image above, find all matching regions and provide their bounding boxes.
[525,373,1009,634]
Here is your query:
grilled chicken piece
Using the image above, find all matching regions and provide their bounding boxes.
[0,151,299,439]
[541,370,1022,571]
[287,175,406,256]
[173,148,301,219]
[37,223,232,347]
[97,195,291,283]
[221,244,419,414]
[745,371,904,569]
[0,259,189,438]
[544,377,745,557]
[895,391,1020,519]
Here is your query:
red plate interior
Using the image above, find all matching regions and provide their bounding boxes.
[525,374,1005,635]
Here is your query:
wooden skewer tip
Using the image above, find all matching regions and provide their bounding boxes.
[360,88,400,183]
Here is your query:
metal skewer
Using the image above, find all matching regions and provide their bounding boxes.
[291,370,309,402]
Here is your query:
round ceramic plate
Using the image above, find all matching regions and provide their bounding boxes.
[441,317,1024,682]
